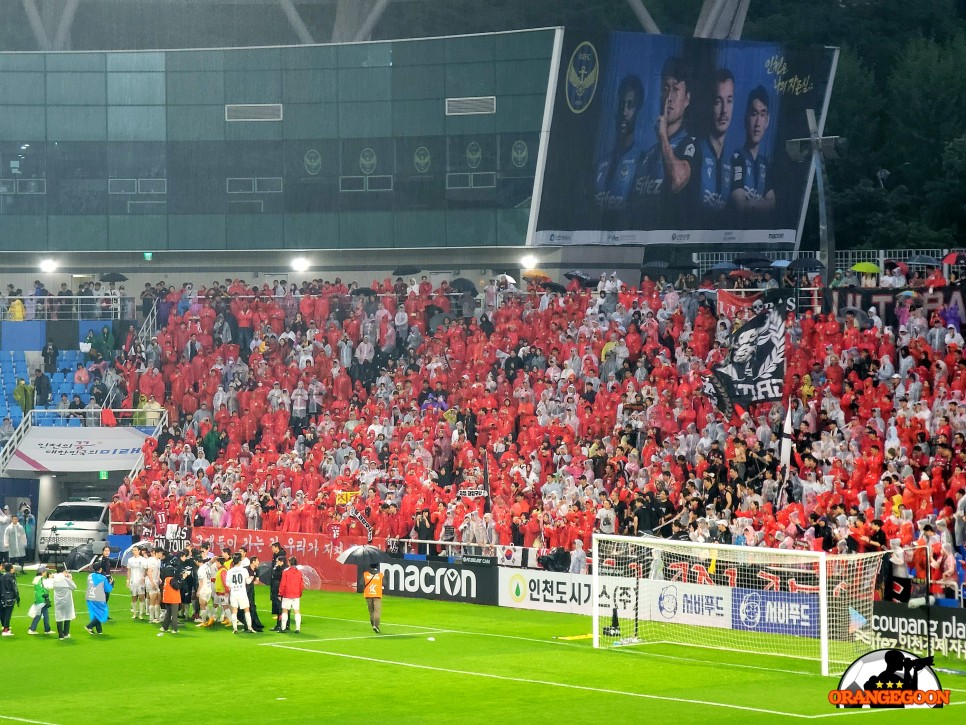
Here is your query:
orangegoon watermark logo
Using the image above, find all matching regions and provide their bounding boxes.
[829,648,950,709]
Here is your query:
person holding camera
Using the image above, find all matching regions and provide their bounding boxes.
[27,565,53,634]
[159,555,189,635]
[51,563,77,639]
[414,508,434,555]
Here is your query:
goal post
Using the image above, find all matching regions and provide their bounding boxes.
[591,534,886,676]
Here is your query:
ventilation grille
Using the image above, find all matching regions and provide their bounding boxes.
[445,96,496,116]
[225,104,283,122]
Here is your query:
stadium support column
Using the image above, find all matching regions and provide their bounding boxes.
[332,0,390,43]
[52,0,80,51]
[22,0,52,50]
[37,475,62,532]
[280,0,316,45]
[694,0,748,39]
[625,0,661,34]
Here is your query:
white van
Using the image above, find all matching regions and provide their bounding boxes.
[38,500,110,562]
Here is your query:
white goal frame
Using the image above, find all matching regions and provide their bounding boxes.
[592,534,884,676]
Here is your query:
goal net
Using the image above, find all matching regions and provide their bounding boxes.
[592,534,886,676]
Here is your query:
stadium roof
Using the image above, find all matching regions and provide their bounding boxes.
[19,0,750,52]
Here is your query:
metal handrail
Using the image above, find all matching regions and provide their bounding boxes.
[1,295,137,322]
[0,412,33,476]
[123,409,168,487]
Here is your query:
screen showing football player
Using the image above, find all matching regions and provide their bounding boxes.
[594,74,645,212]
[730,85,776,215]
[631,57,697,230]
[690,69,735,224]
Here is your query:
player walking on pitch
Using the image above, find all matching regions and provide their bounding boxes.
[227,553,254,634]
[127,546,147,619]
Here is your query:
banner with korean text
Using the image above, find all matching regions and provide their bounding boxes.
[499,568,641,618]
[6,427,150,473]
[191,526,379,591]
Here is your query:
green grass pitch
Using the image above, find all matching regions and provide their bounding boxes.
[4,572,964,724]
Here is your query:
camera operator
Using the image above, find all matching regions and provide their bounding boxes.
[414,508,434,555]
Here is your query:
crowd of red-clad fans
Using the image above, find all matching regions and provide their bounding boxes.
[100,270,965,602]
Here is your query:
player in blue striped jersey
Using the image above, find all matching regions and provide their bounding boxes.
[594,74,645,213]
[730,85,775,216]
[689,69,735,226]
[630,57,697,230]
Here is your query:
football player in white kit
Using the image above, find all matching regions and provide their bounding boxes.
[195,555,215,627]
[144,547,164,623]
[127,545,148,619]
[226,553,254,634]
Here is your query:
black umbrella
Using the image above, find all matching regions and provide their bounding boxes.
[65,543,96,572]
[908,254,941,267]
[392,265,421,276]
[788,257,825,272]
[709,261,738,274]
[428,312,453,333]
[541,281,566,294]
[336,544,391,568]
[733,254,772,268]
[564,269,592,282]
[351,287,378,297]
[100,272,129,282]
[838,306,872,328]
[256,562,273,585]
[449,277,478,295]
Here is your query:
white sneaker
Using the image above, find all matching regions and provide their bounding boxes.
[1,631,13,637]
[157,632,165,637]
[27,630,38,635]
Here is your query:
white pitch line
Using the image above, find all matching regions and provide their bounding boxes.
[268,643,823,719]
[302,614,829,678]
[301,614,442,631]
[260,629,451,645]
[807,702,966,718]
[0,715,60,725]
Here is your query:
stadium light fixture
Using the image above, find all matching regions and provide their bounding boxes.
[39,258,58,274]
[291,257,311,273]
[520,254,537,269]
[786,109,847,272]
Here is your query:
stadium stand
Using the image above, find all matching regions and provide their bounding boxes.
[6,270,966,604]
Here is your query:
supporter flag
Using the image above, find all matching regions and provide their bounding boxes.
[101,408,117,427]
[500,547,523,567]
[482,451,492,514]
[704,290,794,418]
[776,404,794,508]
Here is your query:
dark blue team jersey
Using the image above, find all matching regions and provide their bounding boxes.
[594,145,640,211]
[693,136,733,215]
[630,127,696,229]
[731,146,772,200]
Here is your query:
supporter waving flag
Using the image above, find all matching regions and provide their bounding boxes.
[705,290,794,418]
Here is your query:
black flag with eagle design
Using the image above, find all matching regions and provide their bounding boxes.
[704,290,794,419]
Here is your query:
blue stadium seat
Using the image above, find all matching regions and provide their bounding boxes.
[68,418,82,427]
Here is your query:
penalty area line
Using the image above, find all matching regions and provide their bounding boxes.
[260,629,451,645]
[268,644,819,719]
[304,614,824,678]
